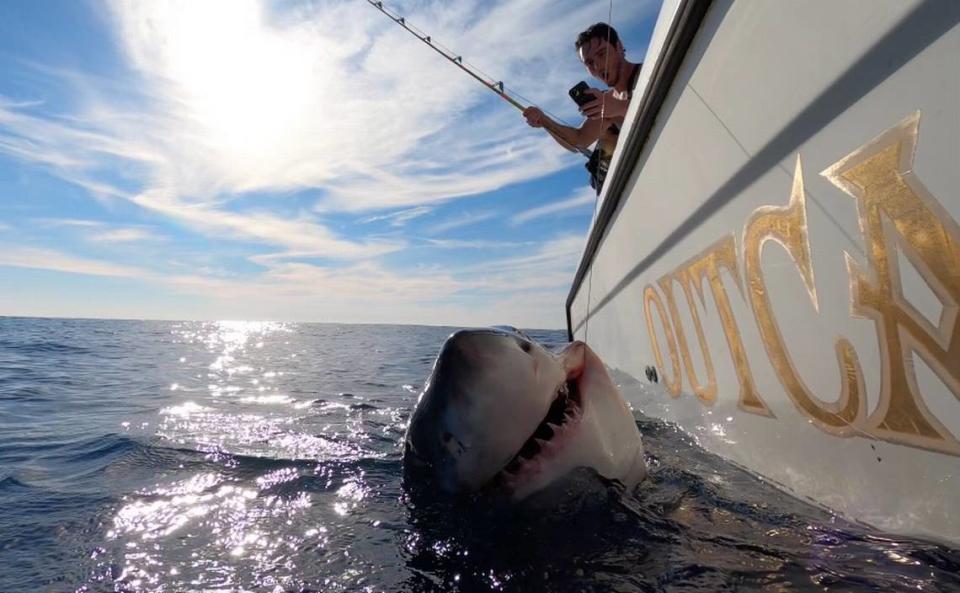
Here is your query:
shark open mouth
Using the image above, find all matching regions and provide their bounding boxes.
[492,378,583,486]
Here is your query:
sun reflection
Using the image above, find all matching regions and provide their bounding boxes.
[331,475,370,517]
[707,422,738,446]
[885,550,922,565]
[240,393,294,405]
[209,321,287,347]
[111,472,225,541]
[99,320,418,591]
[162,401,211,417]
[256,467,299,490]
[107,468,313,592]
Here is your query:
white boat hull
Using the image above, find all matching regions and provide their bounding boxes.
[568,0,960,544]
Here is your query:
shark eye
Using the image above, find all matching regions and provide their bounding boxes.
[519,340,532,354]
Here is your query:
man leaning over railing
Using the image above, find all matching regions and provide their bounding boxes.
[522,23,642,192]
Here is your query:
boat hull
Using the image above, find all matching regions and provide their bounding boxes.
[568,0,960,544]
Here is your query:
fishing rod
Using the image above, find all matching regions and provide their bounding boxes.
[365,0,524,110]
[365,0,593,158]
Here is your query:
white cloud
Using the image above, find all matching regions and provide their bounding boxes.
[0,234,581,327]
[470,234,586,272]
[424,238,533,250]
[360,206,433,227]
[427,210,497,235]
[166,256,576,328]
[131,188,403,260]
[33,218,104,228]
[316,107,578,211]
[31,218,164,243]
[0,246,147,278]
[0,243,459,300]
[511,186,596,225]
[0,102,396,260]
[462,234,586,292]
[87,228,160,243]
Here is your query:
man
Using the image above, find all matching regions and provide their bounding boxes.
[523,23,642,190]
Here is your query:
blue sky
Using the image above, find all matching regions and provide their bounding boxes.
[0,0,659,328]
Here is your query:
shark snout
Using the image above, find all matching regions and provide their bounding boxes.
[403,333,483,487]
[404,329,543,492]
[440,329,518,370]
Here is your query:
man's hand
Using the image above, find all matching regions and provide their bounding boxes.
[580,89,629,120]
[523,104,601,153]
[523,106,545,128]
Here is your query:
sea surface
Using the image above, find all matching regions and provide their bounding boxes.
[0,317,957,593]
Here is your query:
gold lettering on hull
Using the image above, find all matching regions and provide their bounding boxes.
[743,157,867,436]
[658,273,718,404]
[822,112,960,455]
[643,285,683,396]
[636,113,958,456]
[684,236,772,416]
[647,237,774,415]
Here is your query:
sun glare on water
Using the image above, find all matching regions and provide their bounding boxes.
[100,320,399,589]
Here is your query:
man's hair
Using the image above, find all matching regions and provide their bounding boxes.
[575,23,620,51]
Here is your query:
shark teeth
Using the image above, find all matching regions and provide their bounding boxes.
[494,379,583,484]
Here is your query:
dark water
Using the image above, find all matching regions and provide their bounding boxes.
[0,317,957,593]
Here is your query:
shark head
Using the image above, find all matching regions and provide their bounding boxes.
[403,327,646,500]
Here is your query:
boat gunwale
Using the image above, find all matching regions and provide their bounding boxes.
[565,0,713,340]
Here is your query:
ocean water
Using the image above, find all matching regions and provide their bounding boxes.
[0,317,957,593]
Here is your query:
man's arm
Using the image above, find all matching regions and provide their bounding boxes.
[523,107,603,152]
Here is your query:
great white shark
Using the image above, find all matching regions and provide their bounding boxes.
[403,327,646,501]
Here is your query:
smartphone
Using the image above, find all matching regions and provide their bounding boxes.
[568,81,594,107]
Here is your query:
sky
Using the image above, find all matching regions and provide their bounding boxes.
[0,0,659,329]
